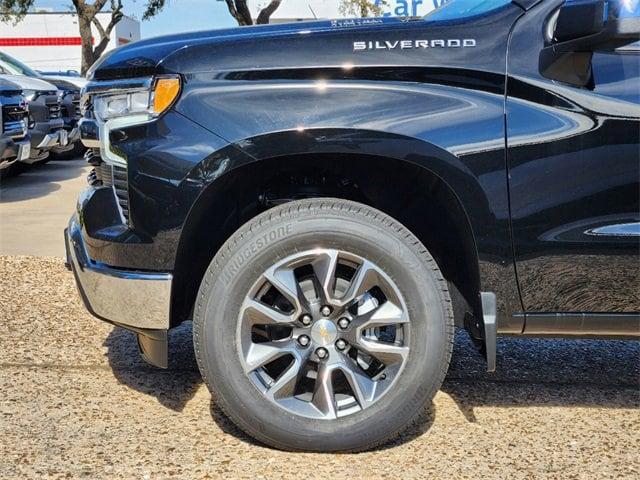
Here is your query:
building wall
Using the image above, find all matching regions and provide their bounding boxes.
[0,12,140,73]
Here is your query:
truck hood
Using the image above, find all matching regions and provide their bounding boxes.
[89,17,431,80]
[0,74,58,93]
[89,4,523,81]
[0,77,22,95]
[41,74,87,90]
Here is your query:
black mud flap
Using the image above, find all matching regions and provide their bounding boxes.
[480,292,497,373]
[136,329,169,369]
[64,228,72,271]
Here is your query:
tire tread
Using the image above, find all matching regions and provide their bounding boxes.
[193,198,454,452]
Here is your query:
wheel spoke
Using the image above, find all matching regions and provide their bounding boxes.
[338,361,376,409]
[245,340,296,371]
[311,250,339,303]
[263,265,304,314]
[356,338,409,365]
[266,357,304,400]
[341,260,379,305]
[241,298,296,326]
[311,362,337,419]
[353,301,408,330]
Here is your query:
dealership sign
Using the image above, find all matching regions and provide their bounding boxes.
[374,0,449,17]
[248,0,445,21]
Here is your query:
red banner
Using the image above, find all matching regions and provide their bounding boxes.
[0,37,95,46]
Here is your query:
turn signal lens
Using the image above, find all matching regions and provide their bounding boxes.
[152,77,181,115]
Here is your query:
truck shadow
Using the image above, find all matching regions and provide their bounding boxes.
[103,322,201,411]
[443,333,640,423]
[104,324,639,449]
[0,159,87,203]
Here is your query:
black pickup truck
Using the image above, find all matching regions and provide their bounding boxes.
[67,0,639,451]
[0,79,30,174]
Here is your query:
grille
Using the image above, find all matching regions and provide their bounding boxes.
[2,104,27,138]
[69,93,81,118]
[93,162,113,183]
[89,155,130,222]
[112,166,129,220]
[47,101,62,119]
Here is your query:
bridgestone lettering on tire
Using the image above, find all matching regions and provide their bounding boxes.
[193,198,454,452]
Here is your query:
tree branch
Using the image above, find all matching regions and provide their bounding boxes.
[104,0,123,36]
[227,0,253,26]
[91,0,123,59]
[224,0,242,25]
[256,0,282,24]
[91,0,109,14]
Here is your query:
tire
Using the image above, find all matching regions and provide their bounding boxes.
[50,142,86,161]
[0,162,25,178]
[30,157,51,167]
[194,198,454,452]
[0,164,17,179]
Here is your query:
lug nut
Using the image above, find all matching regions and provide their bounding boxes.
[298,335,310,347]
[320,305,332,317]
[300,314,312,326]
[315,347,328,359]
[335,339,347,351]
[338,317,350,329]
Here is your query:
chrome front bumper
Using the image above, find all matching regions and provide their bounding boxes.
[65,214,172,331]
[68,127,81,143]
[37,129,68,149]
[18,141,31,160]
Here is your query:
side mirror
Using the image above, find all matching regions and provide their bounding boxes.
[554,0,605,43]
[540,0,639,87]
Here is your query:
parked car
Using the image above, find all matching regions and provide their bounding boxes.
[37,70,86,88]
[0,78,30,177]
[38,72,87,158]
[67,0,639,452]
[41,78,84,159]
[0,74,66,169]
[0,52,81,162]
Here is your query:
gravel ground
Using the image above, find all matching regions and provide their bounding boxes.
[1,255,639,479]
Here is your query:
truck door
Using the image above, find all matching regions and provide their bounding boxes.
[506,0,639,323]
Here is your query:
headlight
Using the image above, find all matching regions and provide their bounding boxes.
[57,89,74,100]
[22,89,39,102]
[93,76,181,122]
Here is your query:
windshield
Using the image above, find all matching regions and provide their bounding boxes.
[425,0,512,21]
[0,52,40,77]
[607,0,640,18]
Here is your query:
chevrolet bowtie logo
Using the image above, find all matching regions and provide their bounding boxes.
[319,324,330,340]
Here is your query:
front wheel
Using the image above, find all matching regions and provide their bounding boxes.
[194,198,454,451]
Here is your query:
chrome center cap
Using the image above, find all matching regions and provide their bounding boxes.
[310,319,338,346]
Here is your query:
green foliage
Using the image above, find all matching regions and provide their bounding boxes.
[0,0,34,23]
[142,0,165,20]
[339,0,388,17]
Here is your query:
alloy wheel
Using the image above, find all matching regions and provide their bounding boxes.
[237,249,411,420]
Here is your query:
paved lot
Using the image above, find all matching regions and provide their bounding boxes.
[0,159,639,479]
[0,159,89,257]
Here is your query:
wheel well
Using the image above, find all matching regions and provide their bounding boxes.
[171,153,481,328]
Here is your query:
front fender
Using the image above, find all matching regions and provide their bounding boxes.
[180,125,521,328]
[173,62,525,326]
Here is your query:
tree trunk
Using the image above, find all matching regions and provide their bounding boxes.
[78,15,96,76]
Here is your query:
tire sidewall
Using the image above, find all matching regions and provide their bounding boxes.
[194,201,451,451]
